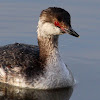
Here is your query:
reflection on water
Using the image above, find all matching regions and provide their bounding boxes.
[0,83,73,100]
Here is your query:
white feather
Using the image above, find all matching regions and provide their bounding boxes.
[0,66,6,77]
[37,20,61,37]
[32,49,74,89]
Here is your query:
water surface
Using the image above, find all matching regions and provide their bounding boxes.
[0,83,73,100]
[0,0,100,100]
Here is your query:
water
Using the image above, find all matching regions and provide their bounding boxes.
[0,0,100,100]
[0,83,74,100]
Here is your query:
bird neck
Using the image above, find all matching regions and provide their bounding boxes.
[38,35,59,65]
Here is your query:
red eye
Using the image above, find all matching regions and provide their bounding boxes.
[54,21,61,27]
[54,21,65,31]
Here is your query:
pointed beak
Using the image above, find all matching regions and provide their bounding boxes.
[64,27,80,38]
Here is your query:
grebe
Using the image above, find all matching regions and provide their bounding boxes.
[0,7,79,89]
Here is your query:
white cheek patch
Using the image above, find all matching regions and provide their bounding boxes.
[41,23,61,36]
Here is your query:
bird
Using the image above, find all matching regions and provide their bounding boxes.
[0,7,79,89]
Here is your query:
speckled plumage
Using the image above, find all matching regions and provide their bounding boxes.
[0,7,79,89]
[0,43,39,67]
[0,43,44,86]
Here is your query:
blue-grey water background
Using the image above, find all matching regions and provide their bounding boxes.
[0,0,100,100]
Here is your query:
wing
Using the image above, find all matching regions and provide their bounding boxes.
[0,43,40,82]
[0,43,39,66]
